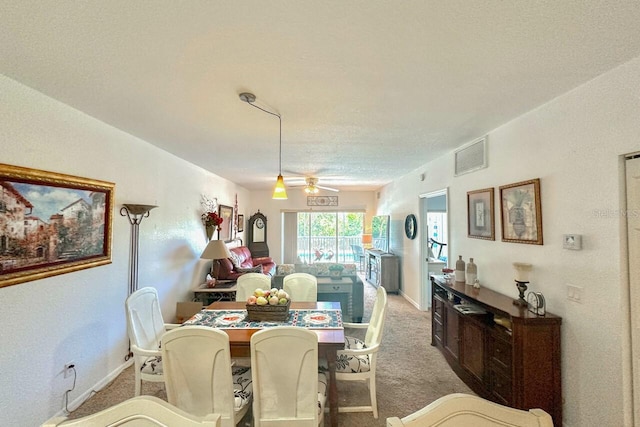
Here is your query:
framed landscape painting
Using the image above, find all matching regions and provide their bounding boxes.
[0,163,114,288]
[467,187,495,240]
[499,178,543,245]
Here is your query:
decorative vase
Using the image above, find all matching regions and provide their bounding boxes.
[205,225,214,241]
[455,256,465,283]
[466,258,477,286]
[329,269,343,280]
[509,206,526,238]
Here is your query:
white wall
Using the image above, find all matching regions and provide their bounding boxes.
[248,188,377,264]
[379,55,640,427]
[0,75,250,426]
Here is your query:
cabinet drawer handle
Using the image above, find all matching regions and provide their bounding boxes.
[333,286,340,290]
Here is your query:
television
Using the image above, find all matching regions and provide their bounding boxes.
[371,215,390,252]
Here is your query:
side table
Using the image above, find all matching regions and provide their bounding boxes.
[193,281,237,305]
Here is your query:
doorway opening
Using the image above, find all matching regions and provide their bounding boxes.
[419,188,448,310]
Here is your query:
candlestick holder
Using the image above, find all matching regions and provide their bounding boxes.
[512,262,532,307]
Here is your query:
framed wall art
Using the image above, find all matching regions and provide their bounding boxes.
[467,187,495,240]
[307,196,338,206]
[237,214,244,233]
[499,178,543,245]
[218,204,234,241]
[0,163,114,288]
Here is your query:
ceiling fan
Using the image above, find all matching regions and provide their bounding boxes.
[288,177,340,193]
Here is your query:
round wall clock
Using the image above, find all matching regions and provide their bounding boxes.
[405,214,417,240]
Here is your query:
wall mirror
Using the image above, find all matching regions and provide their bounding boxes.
[372,215,390,252]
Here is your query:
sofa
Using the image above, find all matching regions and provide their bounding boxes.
[272,262,364,322]
[217,246,276,280]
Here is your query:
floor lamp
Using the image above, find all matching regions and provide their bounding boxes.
[121,204,156,362]
[120,204,157,296]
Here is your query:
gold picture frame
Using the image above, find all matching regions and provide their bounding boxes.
[0,163,114,288]
[237,214,244,233]
[499,178,543,245]
[467,187,495,240]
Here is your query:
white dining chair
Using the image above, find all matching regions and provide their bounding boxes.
[250,326,327,426]
[386,393,554,427]
[124,287,179,396]
[161,325,253,427]
[236,273,271,301]
[335,285,388,418]
[283,272,318,302]
[41,396,221,426]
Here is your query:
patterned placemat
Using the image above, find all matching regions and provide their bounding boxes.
[184,309,343,329]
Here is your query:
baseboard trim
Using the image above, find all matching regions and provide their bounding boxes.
[57,359,134,417]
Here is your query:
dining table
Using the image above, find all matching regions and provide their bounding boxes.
[191,300,345,427]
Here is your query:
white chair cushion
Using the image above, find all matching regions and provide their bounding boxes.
[232,366,253,411]
[140,356,163,375]
[336,336,371,373]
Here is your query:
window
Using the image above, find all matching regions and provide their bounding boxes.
[296,212,364,264]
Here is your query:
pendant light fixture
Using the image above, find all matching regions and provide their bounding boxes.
[239,92,288,200]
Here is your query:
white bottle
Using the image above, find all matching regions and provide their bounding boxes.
[466,258,477,286]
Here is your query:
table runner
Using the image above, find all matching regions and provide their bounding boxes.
[184,308,343,329]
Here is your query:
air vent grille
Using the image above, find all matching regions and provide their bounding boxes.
[455,137,487,176]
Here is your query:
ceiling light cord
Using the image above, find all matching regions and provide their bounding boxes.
[245,102,283,175]
[240,92,287,199]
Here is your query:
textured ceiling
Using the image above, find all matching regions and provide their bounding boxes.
[2,1,640,191]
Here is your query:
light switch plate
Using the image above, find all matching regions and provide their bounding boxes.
[563,234,582,250]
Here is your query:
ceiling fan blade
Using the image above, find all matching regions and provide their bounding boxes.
[316,185,340,192]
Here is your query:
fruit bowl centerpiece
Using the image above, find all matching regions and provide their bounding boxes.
[246,287,291,322]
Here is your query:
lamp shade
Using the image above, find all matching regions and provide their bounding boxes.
[362,234,373,244]
[200,240,232,260]
[513,262,533,282]
[272,174,288,199]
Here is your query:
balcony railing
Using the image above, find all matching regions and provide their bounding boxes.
[295,236,385,264]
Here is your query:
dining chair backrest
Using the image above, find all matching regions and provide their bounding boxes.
[125,287,166,357]
[236,273,271,301]
[365,285,388,347]
[250,327,321,427]
[334,285,388,418]
[161,326,251,427]
[41,396,221,427]
[386,393,553,427]
[283,273,318,302]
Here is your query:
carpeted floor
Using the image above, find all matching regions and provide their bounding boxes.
[68,280,473,426]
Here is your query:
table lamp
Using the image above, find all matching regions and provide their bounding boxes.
[200,240,232,285]
[362,234,373,249]
[512,262,532,307]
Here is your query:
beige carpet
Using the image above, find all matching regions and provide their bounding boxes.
[69,281,472,426]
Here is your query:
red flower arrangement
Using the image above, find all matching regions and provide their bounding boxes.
[202,211,223,231]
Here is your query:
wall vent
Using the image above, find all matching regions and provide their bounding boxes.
[454,137,487,177]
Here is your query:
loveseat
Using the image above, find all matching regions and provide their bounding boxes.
[217,246,276,280]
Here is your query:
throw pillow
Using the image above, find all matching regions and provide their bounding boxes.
[229,251,242,269]
[237,265,263,274]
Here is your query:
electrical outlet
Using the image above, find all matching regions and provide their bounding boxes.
[64,362,75,378]
[567,284,583,303]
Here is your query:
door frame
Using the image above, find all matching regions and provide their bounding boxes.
[419,188,448,311]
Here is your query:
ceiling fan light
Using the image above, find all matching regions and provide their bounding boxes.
[272,174,288,199]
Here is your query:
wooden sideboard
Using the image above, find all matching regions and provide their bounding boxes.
[430,276,562,426]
